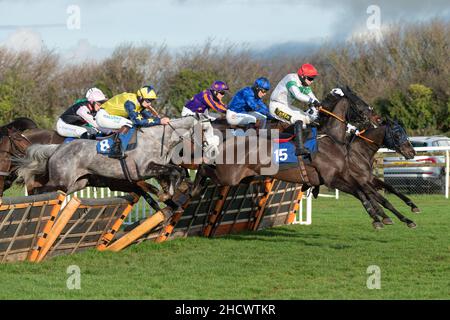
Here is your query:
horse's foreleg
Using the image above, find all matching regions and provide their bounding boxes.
[191,167,209,198]
[372,177,420,213]
[364,184,417,228]
[365,192,394,225]
[354,190,384,229]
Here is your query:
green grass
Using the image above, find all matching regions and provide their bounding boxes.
[0,193,448,299]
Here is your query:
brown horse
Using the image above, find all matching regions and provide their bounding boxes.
[0,122,65,196]
[193,89,418,228]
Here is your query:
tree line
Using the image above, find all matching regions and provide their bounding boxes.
[0,19,448,135]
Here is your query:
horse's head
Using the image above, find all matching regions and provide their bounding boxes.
[320,86,381,144]
[169,114,220,162]
[322,86,380,131]
[195,113,220,160]
[383,117,415,159]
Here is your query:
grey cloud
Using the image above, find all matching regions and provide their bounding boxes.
[290,0,450,41]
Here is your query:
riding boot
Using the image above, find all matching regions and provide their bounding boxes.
[109,125,130,159]
[294,120,309,157]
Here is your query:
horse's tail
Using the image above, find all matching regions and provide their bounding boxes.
[15,144,60,186]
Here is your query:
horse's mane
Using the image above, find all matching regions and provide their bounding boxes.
[0,117,38,135]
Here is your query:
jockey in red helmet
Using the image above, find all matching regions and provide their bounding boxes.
[269,63,321,157]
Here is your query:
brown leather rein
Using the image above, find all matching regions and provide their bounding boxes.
[318,106,375,144]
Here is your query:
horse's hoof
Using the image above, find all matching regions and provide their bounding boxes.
[372,221,384,229]
[382,217,394,225]
[407,222,417,228]
[411,207,421,213]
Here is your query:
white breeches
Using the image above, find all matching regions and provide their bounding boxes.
[269,101,311,125]
[181,106,196,117]
[56,118,88,138]
[226,110,267,126]
[181,107,222,121]
[96,109,133,130]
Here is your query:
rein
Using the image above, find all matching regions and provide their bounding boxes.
[158,118,210,159]
[318,106,375,144]
[146,103,207,149]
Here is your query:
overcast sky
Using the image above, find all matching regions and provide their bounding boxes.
[0,0,448,61]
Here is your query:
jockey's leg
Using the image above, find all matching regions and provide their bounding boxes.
[96,109,133,159]
[181,106,196,117]
[226,110,258,136]
[294,120,309,156]
[269,102,312,156]
[56,118,88,138]
[110,125,131,159]
[248,112,268,130]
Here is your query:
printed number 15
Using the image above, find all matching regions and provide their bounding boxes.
[275,148,288,162]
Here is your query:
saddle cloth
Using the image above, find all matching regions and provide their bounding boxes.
[96,127,138,156]
[272,127,318,165]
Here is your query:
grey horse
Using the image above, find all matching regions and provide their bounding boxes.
[16,115,219,196]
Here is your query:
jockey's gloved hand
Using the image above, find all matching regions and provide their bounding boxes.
[306,106,319,122]
[331,88,344,97]
[311,100,321,108]
[86,126,99,136]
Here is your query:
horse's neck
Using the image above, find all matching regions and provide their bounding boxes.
[24,128,63,144]
[321,99,348,142]
[170,117,196,129]
[350,126,385,161]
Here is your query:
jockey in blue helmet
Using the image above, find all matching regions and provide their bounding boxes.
[226,77,274,130]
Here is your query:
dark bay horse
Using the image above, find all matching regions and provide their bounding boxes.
[194,89,418,228]
[0,120,65,196]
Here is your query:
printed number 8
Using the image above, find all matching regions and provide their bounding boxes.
[100,140,110,152]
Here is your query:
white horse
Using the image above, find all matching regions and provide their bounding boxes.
[16,115,219,196]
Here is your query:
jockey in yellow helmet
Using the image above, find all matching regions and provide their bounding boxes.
[96,85,170,159]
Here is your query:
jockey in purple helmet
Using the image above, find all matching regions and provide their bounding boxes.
[181,81,229,119]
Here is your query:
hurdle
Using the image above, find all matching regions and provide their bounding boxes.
[130,177,311,243]
[257,180,306,229]
[0,192,66,263]
[34,194,137,262]
[209,179,266,236]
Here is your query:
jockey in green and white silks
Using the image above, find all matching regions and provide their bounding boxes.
[269,63,321,156]
[56,88,108,139]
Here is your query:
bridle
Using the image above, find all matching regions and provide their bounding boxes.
[319,94,376,145]
[383,120,410,150]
